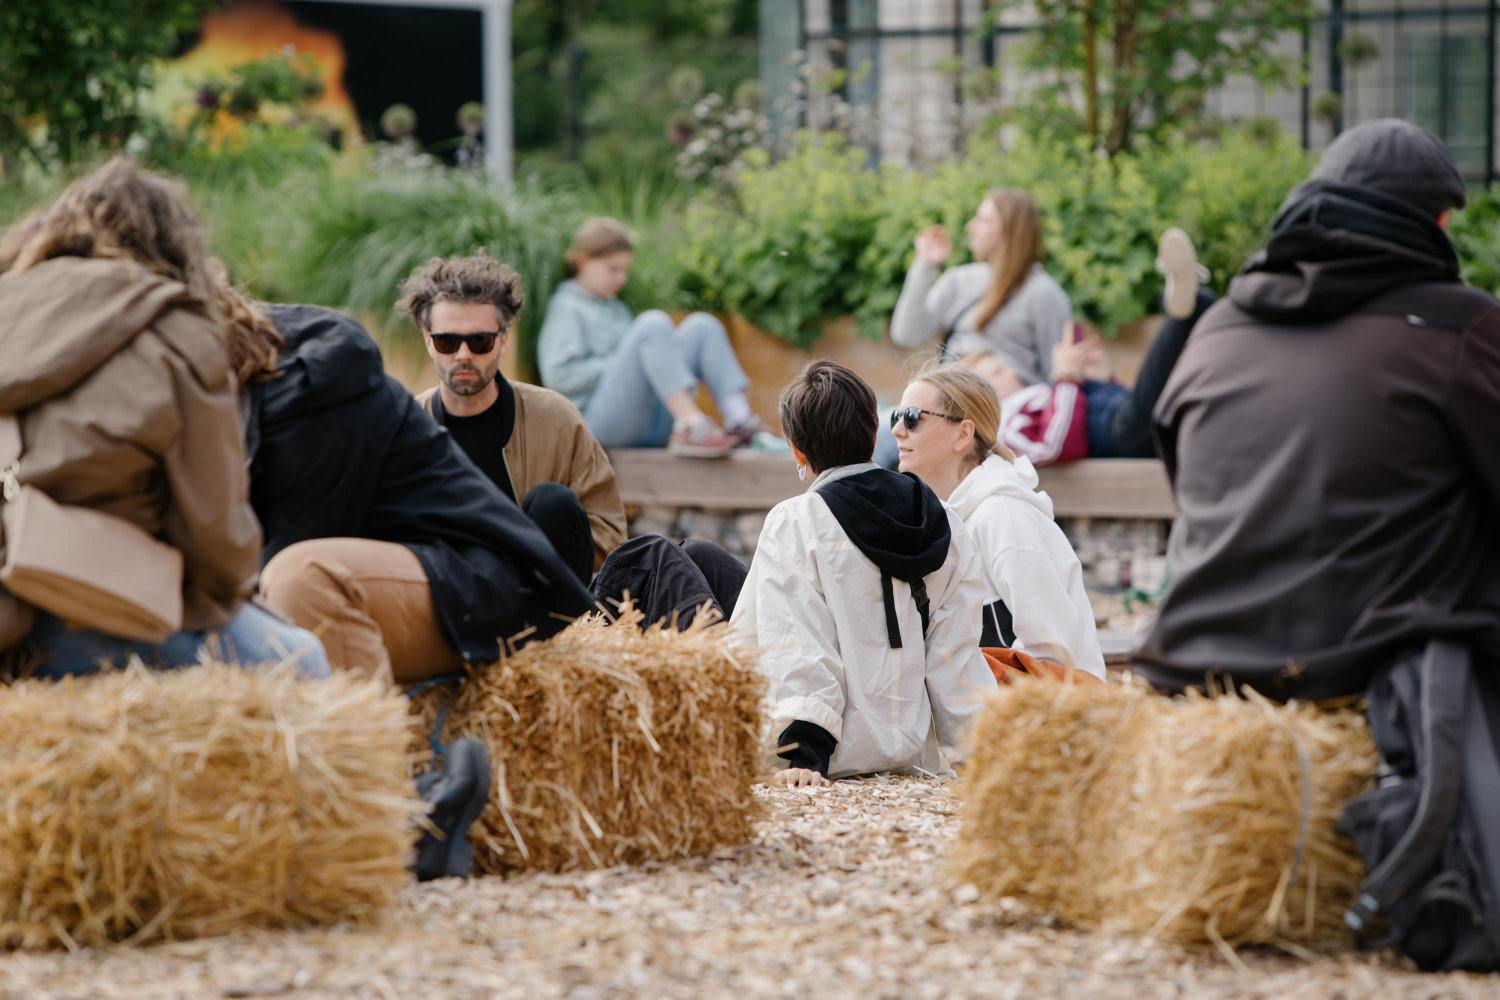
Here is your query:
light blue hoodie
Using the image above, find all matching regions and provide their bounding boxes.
[536,279,636,411]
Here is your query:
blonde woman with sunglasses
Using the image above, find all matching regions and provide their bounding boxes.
[892,365,1106,679]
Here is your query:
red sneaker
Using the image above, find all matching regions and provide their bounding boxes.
[668,416,737,458]
[728,416,791,452]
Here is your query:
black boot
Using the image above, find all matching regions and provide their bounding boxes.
[413,736,491,881]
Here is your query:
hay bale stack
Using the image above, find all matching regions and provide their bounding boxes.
[0,663,421,949]
[417,611,765,874]
[950,678,1377,952]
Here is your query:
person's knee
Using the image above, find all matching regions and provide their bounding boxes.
[260,542,353,621]
[626,310,674,345]
[523,481,583,519]
[676,311,728,342]
[523,482,594,583]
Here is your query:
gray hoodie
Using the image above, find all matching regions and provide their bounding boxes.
[889,260,1071,386]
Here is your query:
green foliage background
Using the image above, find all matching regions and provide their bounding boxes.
[0,0,212,166]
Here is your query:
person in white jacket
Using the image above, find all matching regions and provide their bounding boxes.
[731,361,998,787]
[893,364,1106,679]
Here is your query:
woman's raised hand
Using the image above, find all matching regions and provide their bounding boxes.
[914,224,952,267]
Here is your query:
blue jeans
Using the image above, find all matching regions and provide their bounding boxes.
[24,602,331,681]
[1081,381,1131,458]
[582,311,750,447]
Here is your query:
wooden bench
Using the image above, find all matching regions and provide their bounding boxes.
[605,450,1176,521]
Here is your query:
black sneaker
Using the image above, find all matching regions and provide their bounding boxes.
[413,736,491,881]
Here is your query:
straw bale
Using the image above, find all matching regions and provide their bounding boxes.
[412,608,766,874]
[0,662,421,949]
[950,676,1378,953]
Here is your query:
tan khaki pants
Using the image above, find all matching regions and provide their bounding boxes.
[260,538,465,686]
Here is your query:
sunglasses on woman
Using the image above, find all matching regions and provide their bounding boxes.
[890,406,962,431]
[428,331,500,355]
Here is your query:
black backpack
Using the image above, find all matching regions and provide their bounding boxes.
[1338,638,1500,971]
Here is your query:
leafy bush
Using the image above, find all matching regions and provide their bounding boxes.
[1451,188,1500,297]
[674,134,886,347]
[1167,131,1314,290]
[277,161,582,377]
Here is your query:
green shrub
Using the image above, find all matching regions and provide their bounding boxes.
[675,134,885,347]
[278,161,583,377]
[1451,187,1500,297]
[1168,130,1314,290]
[142,124,341,301]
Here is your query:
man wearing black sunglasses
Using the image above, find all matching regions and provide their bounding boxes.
[400,254,626,586]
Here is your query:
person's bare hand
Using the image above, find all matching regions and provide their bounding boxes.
[1051,340,1090,382]
[1080,335,1113,383]
[772,767,830,788]
[914,224,952,267]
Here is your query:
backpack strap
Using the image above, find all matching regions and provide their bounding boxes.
[911,576,930,637]
[1347,638,1472,933]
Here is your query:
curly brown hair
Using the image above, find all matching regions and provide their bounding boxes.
[0,157,282,384]
[395,251,525,332]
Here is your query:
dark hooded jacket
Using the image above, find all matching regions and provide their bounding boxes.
[1133,181,1500,700]
[248,305,596,663]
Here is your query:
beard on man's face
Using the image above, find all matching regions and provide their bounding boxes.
[443,361,494,396]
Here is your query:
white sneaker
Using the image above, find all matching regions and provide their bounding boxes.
[1156,228,1209,320]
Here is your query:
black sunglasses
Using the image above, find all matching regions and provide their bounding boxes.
[429,331,501,355]
[890,406,963,431]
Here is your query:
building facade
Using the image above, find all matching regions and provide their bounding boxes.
[760,0,1498,183]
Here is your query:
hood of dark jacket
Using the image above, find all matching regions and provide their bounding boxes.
[817,468,951,582]
[1228,180,1460,324]
[0,258,206,412]
[257,303,386,419]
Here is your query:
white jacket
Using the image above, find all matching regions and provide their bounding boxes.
[946,454,1107,679]
[731,464,998,778]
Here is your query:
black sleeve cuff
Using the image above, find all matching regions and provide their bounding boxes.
[777,720,837,777]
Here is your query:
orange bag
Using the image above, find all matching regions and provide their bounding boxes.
[981,647,1104,686]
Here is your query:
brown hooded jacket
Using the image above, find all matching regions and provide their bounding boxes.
[0,257,261,633]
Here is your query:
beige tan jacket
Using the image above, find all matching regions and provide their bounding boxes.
[0,258,261,631]
[416,379,626,572]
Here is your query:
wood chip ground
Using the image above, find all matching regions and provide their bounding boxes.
[2,776,1492,999]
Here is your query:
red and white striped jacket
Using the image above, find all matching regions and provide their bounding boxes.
[998,379,1089,466]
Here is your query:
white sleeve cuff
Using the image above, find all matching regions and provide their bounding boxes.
[771,696,844,743]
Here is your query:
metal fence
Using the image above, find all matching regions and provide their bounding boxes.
[761,0,1499,184]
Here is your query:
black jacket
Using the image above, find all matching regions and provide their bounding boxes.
[249,305,596,662]
[1135,182,1500,700]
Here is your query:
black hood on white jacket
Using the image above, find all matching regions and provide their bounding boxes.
[816,467,951,582]
[817,467,951,651]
